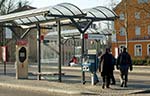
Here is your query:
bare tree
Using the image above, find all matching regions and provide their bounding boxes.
[0,0,30,15]
[0,0,30,46]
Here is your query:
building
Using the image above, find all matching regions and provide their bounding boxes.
[112,0,150,60]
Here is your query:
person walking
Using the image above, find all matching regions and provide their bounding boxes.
[116,47,133,87]
[110,55,116,85]
[99,48,114,89]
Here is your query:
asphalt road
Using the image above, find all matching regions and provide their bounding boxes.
[0,87,68,96]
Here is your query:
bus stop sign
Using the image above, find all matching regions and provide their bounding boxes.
[84,33,105,40]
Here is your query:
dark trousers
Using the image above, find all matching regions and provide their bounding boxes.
[102,75,110,87]
[110,70,116,84]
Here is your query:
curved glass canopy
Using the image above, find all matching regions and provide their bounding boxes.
[0,3,118,26]
[83,6,117,20]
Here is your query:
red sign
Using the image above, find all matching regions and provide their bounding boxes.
[40,35,44,41]
[16,40,28,45]
[84,34,88,39]
[2,46,8,62]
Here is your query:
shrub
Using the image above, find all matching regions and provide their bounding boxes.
[132,59,146,65]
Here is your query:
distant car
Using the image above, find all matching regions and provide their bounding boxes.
[70,62,79,67]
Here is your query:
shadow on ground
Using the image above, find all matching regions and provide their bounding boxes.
[130,90,150,94]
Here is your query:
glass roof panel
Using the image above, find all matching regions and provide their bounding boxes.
[49,8,63,15]
[84,9,106,18]
[28,17,38,22]
[0,2,118,26]
[14,20,23,24]
[21,18,31,24]
[35,15,46,21]
[83,6,118,19]
[56,3,83,15]
[53,6,74,16]
[95,7,116,17]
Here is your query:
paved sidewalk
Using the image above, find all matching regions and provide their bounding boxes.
[0,65,149,96]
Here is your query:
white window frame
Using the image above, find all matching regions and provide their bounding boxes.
[135,26,141,36]
[148,25,150,35]
[120,27,125,36]
[147,13,150,18]
[138,0,148,3]
[147,44,150,56]
[134,44,142,56]
[119,44,126,53]
[135,12,140,19]
[119,12,125,20]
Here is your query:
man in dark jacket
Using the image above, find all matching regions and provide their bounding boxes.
[116,47,133,87]
[99,48,114,89]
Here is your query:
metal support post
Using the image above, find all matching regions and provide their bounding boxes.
[57,20,62,82]
[36,24,41,80]
[4,61,6,75]
[73,37,76,56]
[81,33,85,84]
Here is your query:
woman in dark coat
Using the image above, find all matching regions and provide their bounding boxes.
[99,48,114,89]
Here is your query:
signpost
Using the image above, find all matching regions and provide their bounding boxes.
[84,33,105,40]
[2,46,8,75]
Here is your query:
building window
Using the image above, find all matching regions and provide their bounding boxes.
[135,12,140,19]
[119,45,126,53]
[148,25,150,35]
[147,13,150,18]
[135,26,141,36]
[134,44,142,56]
[147,44,150,56]
[90,24,96,29]
[138,0,148,3]
[120,27,125,36]
[119,12,124,20]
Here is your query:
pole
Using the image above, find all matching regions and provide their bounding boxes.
[3,27,6,75]
[57,20,62,82]
[73,37,76,56]
[125,0,128,49]
[81,33,85,84]
[62,44,64,66]
[4,61,6,75]
[36,24,41,80]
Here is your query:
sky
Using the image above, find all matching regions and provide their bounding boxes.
[28,0,121,9]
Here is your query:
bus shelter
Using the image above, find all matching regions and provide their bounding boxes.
[0,3,118,83]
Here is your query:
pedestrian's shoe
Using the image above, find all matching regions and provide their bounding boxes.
[102,84,105,89]
[124,85,128,87]
[120,81,124,87]
[94,80,99,85]
[111,82,116,85]
[106,86,110,88]
[124,82,127,87]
